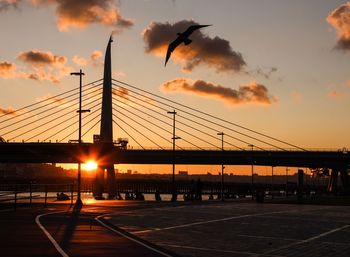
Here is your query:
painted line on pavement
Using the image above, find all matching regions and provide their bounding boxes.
[35,210,70,257]
[263,224,350,255]
[95,214,174,257]
[133,210,289,234]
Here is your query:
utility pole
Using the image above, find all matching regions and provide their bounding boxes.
[71,69,89,206]
[248,144,254,199]
[217,132,224,201]
[167,110,180,202]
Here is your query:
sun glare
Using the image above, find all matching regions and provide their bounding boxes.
[83,161,98,171]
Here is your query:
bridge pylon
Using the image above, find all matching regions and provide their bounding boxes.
[93,36,116,199]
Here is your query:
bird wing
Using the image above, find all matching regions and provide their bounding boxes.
[165,37,183,66]
[183,24,212,37]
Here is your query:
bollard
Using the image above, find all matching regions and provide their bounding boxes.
[70,184,73,206]
[29,183,32,206]
[44,185,48,208]
[14,185,17,211]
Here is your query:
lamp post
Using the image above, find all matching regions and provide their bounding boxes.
[71,69,89,206]
[217,132,225,201]
[248,144,254,198]
[271,166,274,199]
[167,110,180,202]
[286,167,289,198]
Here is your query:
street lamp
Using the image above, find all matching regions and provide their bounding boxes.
[167,110,180,202]
[248,144,254,198]
[271,166,275,199]
[71,69,90,206]
[286,167,290,198]
[217,132,225,201]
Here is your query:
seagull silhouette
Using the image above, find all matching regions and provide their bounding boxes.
[165,24,212,66]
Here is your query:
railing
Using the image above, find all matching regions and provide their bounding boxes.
[0,183,76,210]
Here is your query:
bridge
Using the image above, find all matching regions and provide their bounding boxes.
[1,37,349,199]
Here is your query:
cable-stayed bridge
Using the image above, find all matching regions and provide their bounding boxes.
[0,38,349,199]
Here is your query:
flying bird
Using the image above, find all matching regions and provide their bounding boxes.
[165,24,212,66]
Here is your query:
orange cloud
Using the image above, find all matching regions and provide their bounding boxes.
[72,50,103,67]
[17,50,66,66]
[0,106,19,116]
[91,50,102,61]
[0,61,16,78]
[32,0,134,32]
[112,87,129,100]
[143,20,246,73]
[327,2,350,50]
[161,78,276,105]
[290,91,303,102]
[17,49,71,83]
[72,55,88,66]
[328,90,345,99]
[36,94,66,105]
[0,0,20,12]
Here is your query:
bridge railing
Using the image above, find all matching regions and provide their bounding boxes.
[0,183,75,210]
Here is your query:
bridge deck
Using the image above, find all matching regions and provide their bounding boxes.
[0,142,349,168]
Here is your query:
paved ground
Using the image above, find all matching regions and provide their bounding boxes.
[102,202,350,257]
[1,200,350,257]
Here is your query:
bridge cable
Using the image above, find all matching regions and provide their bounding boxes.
[113,79,305,151]
[44,107,101,142]
[112,120,144,149]
[6,96,102,141]
[0,85,103,133]
[113,105,184,149]
[113,100,204,150]
[112,110,165,150]
[58,107,102,143]
[112,83,266,150]
[112,82,277,150]
[0,79,103,124]
[112,86,244,150]
[112,113,163,149]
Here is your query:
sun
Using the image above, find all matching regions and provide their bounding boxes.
[83,161,98,171]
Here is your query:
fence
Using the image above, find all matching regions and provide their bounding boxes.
[0,183,76,210]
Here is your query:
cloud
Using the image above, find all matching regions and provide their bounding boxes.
[161,78,276,105]
[0,106,19,116]
[90,50,103,66]
[71,50,103,67]
[254,67,278,80]
[290,91,303,102]
[90,50,102,61]
[328,90,345,99]
[32,0,134,32]
[17,50,66,66]
[2,1,134,31]
[17,49,71,83]
[143,20,246,73]
[327,2,350,51]
[72,55,88,66]
[0,0,20,12]
[112,87,129,100]
[36,94,66,105]
[0,61,16,78]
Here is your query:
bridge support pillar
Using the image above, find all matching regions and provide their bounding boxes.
[94,167,105,199]
[328,168,339,194]
[340,167,350,194]
[106,165,116,199]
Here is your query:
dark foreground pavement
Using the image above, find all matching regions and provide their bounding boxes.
[0,202,177,257]
[2,200,350,257]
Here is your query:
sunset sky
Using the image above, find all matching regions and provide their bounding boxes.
[1,0,350,174]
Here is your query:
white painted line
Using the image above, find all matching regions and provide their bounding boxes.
[159,243,285,257]
[303,224,350,242]
[95,214,173,257]
[35,210,70,257]
[263,224,350,255]
[134,210,288,234]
